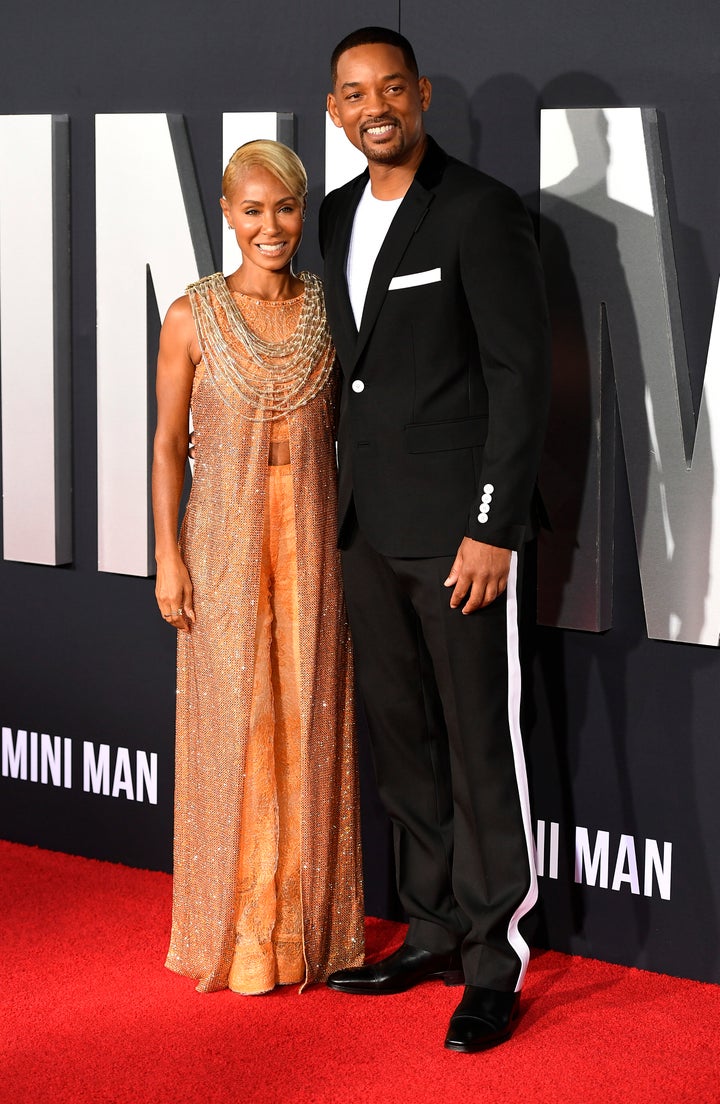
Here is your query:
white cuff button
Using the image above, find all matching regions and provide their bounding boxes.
[483,483,494,494]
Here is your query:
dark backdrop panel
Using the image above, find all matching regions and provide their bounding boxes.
[2,0,720,981]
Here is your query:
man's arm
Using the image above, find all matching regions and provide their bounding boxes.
[448,183,551,613]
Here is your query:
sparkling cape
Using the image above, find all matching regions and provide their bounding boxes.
[165,272,364,991]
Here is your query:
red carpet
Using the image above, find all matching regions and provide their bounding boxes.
[1,840,718,1104]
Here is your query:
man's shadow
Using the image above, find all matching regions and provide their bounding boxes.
[532,73,718,977]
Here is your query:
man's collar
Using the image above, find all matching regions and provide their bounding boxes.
[356,135,448,198]
[413,135,449,192]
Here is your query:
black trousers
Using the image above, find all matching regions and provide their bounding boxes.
[342,523,537,992]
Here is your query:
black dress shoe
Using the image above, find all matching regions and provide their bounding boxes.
[444,986,521,1052]
[326,943,463,994]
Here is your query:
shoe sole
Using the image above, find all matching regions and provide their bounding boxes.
[444,1005,520,1052]
[443,1028,514,1053]
[327,968,464,995]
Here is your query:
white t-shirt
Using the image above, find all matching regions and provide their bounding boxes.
[346,181,403,329]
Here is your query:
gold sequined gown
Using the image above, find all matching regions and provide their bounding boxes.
[165,272,364,993]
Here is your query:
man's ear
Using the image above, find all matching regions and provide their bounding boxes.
[327,93,343,129]
[418,76,432,113]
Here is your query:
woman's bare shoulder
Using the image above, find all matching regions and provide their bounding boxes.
[163,293,193,328]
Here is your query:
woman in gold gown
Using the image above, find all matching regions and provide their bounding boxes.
[152,140,364,994]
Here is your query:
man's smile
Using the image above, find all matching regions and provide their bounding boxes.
[364,123,396,136]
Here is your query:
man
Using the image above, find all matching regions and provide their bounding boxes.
[319,27,550,1052]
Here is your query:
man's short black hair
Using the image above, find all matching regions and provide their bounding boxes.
[330,26,419,85]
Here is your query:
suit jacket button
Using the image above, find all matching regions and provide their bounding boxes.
[352,380,365,393]
[483,483,494,494]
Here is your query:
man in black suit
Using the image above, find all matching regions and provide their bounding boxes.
[320,27,550,1052]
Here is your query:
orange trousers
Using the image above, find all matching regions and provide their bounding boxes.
[228,464,304,994]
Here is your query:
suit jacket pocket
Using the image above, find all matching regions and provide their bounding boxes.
[404,416,488,453]
[388,267,442,290]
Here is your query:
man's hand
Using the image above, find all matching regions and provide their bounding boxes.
[444,537,511,614]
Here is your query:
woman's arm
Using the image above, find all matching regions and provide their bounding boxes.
[151,295,200,633]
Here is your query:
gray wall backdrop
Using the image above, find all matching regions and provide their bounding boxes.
[1,0,720,983]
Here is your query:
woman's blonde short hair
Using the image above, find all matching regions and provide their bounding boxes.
[222,140,308,205]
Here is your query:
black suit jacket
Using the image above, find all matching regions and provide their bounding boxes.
[319,136,551,558]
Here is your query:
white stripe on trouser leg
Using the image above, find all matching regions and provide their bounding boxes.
[504,551,538,991]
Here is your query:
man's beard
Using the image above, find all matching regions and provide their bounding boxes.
[359,118,405,163]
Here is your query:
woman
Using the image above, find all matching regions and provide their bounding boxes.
[152,140,364,994]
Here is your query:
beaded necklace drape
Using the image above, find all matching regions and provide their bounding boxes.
[189,271,335,421]
[165,272,364,992]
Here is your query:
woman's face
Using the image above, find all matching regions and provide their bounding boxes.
[220,166,304,277]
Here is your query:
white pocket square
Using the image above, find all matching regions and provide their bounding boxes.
[388,267,441,290]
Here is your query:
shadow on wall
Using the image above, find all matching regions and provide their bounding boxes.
[427,72,541,203]
[530,72,718,979]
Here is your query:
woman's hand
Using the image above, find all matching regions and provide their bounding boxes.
[155,553,196,633]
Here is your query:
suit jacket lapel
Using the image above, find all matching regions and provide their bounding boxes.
[353,138,448,369]
[353,184,434,366]
[326,172,367,373]
[327,138,449,375]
